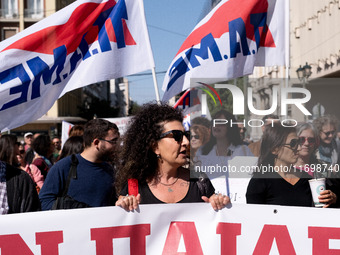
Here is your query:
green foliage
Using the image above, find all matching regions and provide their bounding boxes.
[128,101,141,116]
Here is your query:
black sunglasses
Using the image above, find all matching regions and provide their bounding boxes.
[321,130,336,137]
[99,138,119,145]
[159,130,190,143]
[191,135,200,140]
[298,136,316,145]
[283,138,299,150]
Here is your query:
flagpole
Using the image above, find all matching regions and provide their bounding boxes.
[285,0,290,88]
[151,67,160,102]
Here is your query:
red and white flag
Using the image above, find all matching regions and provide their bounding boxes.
[162,0,286,101]
[0,0,154,131]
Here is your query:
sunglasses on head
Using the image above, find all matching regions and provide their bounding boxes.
[298,136,316,145]
[159,130,190,143]
[283,138,299,150]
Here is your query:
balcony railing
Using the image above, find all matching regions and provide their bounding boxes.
[24,8,44,19]
[0,8,44,19]
[0,8,18,19]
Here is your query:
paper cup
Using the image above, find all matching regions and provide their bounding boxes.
[308,178,326,208]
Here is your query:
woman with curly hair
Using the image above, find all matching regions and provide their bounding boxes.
[115,102,230,211]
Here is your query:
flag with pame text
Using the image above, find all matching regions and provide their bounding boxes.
[162,0,286,101]
[0,0,154,131]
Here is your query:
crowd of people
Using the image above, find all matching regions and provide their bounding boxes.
[0,102,339,215]
[193,112,340,208]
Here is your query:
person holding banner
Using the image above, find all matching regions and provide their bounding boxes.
[246,123,337,207]
[115,103,229,211]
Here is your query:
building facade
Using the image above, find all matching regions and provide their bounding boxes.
[249,0,340,140]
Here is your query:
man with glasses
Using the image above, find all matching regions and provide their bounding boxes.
[313,115,339,166]
[39,119,120,210]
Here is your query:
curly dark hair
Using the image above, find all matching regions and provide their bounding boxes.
[115,102,183,194]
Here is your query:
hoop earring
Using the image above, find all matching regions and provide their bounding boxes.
[156,154,163,163]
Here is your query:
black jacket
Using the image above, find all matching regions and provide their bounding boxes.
[6,163,41,213]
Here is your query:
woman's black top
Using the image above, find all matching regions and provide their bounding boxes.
[246,171,313,207]
[121,178,215,204]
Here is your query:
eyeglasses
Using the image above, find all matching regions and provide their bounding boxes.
[159,130,190,143]
[283,139,299,150]
[321,130,336,137]
[191,135,200,140]
[99,138,119,145]
[298,136,316,145]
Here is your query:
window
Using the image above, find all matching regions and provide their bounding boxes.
[1,0,18,18]
[1,27,18,40]
[25,0,43,19]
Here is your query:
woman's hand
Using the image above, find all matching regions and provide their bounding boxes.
[319,190,337,208]
[202,193,230,210]
[115,194,141,211]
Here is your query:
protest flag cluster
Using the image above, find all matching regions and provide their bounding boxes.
[0,0,155,132]
[0,0,287,130]
[162,0,287,101]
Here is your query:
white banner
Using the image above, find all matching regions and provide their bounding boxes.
[162,0,286,101]
[61,121,74,149]
[0,0,154,132]
[104,117,132,135]
[0,203,340,254]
